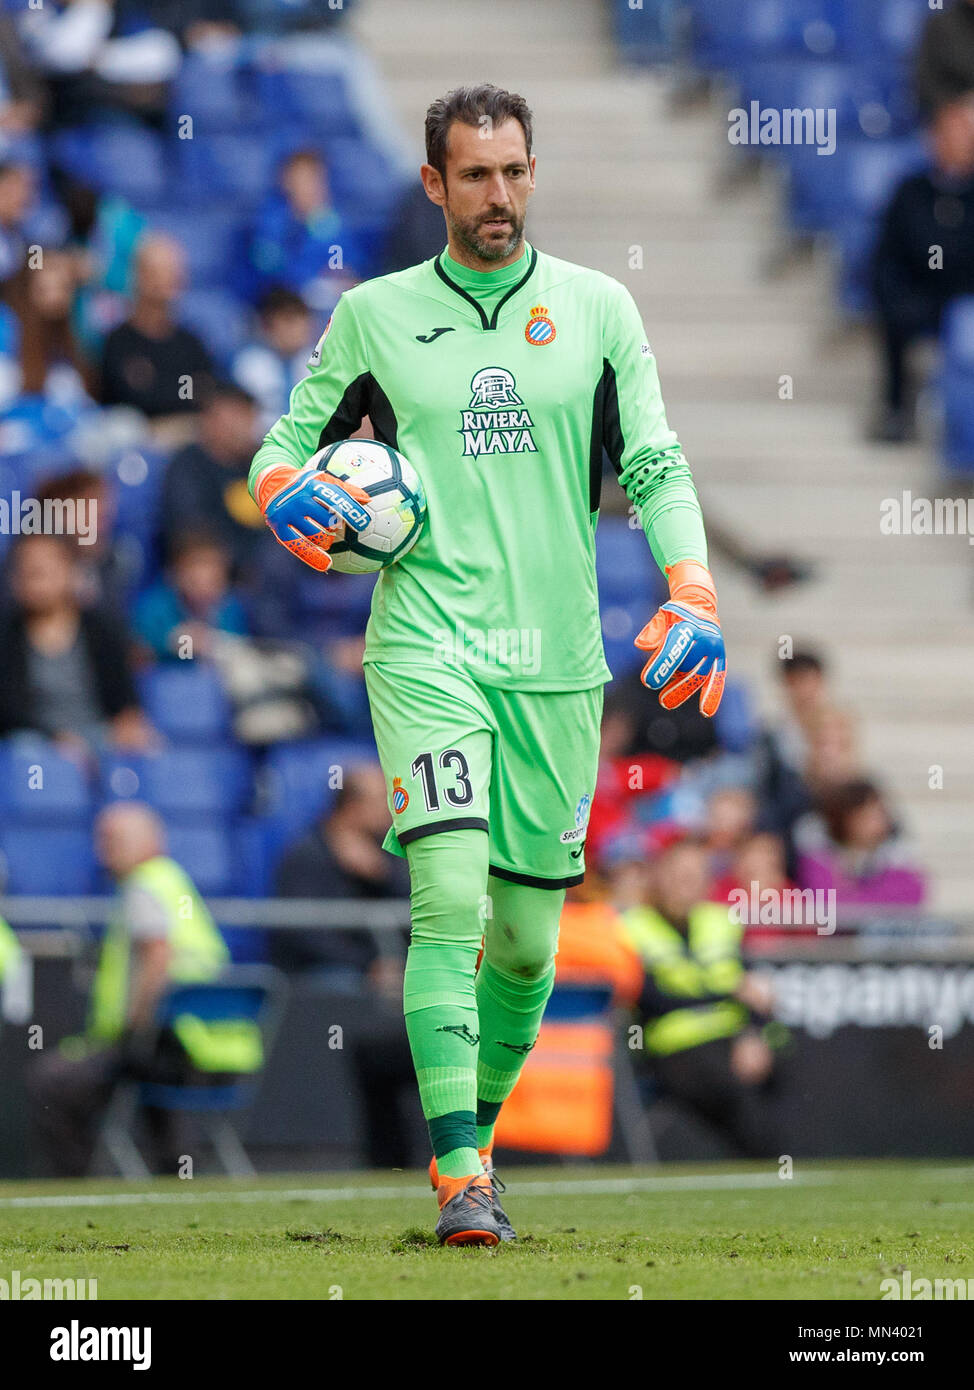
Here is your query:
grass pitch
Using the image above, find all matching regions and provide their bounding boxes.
[0,1160,972,1301]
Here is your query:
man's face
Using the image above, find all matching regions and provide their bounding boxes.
[423,117,535,263]
[12,537,77,614]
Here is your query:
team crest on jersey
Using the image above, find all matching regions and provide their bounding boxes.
[524,305,556,346]
[459,367,538,457]
[392,777,409,813]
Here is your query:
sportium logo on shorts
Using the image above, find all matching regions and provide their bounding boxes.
[560,793,591,845]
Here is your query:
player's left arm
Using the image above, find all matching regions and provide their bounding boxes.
[601,279,726,717]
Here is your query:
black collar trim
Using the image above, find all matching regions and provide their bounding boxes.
[433,246,538,331]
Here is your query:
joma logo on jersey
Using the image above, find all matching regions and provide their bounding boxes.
[459,367,538,457]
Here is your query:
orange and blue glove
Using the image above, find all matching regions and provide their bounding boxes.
[635,560,726,718]
[255,464,372,572]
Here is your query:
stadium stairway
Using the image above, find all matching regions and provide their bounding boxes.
[349,0,972,916]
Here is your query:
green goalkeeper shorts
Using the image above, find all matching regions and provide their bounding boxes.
[364,661,603,889]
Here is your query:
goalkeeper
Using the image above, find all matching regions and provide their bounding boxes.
[249,84,726,1247]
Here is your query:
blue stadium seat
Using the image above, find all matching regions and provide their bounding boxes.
[178,288,252,367]
[688,0,838,70]
[0,744,92,826]
[326,138,404,222]
[138,666,234,743]
[177,133,278,205]
[836,0,928,62]
[736,59,915,143]
[253,66,361,140]
[942,298,974,474]
[163,823,236,896]
[260,736,378,839]
[49,125,169,208]
[595,516,668,605]
[0,827,97,895]
[101,746,253,820]
[169,50,256,134]
[144,206,246,289]
[785,133,926,234]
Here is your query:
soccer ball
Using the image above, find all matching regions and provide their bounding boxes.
[309,439,427,574]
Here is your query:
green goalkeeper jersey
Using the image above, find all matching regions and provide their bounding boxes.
[249,242,707,691]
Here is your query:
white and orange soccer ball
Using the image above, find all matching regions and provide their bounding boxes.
[308,438,427,574]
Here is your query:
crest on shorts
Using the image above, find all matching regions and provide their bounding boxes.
[392,776,409,813]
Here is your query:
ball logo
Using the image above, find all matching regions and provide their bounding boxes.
[392,777,409,814]
[525,305,556,346]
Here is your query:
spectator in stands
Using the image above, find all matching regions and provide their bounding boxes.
[380,180,448,274]
[870,96,974,441]
[0,13,47,133]
[5,252,95,404]
[29,801,257,1176]
[622,838,780,1158]
[17,0,181,130]
[0,160,36,288]
[247,149,361,309]
[231,286,315,432]
[796,779,927,913]
[134,527,249,663]
[33,468,127,616]
[915,0,974,122]
[160,382,264,573]
[711,831,803,947]
[0,533,156,757]
[100,233,215,428]
[768,646,830,773]
[704,786,757,880]
[271,762,409,981]
[49,164,144,361]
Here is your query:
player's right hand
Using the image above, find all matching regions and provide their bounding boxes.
[255,464,372,572]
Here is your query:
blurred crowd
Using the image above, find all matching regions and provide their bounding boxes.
[871,0,974,441]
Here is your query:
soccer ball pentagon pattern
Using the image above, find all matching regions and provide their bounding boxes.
[309,438,427,574]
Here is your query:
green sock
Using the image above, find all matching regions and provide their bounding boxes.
[474,876,562,1146]
[476,957,555,1125]
[403,831,489,1180]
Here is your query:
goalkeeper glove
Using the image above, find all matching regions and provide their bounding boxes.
[635,560,726,718]
[255,464,372,572]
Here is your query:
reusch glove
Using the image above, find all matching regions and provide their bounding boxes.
[255,464,372,572]
[635,560,726,718]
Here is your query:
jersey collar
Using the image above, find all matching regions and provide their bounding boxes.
[434,243,539,331]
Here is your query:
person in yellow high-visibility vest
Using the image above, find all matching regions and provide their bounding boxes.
[0,916,24,1023]
[621,837,780,1159]
[30,802,261,1177]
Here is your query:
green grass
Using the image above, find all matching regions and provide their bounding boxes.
[0,1160,972,1300]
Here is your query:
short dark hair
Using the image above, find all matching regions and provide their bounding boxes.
[425,84,533,182]
[779,646,826,679]
[818,778,885,844]
[257,286,310,320]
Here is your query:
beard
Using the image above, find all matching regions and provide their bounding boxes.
[446,203,525,262]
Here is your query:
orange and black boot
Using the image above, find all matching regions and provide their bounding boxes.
[433,1171,501,1247]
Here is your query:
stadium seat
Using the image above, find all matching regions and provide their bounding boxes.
[785,133,927,235]
[138,666,234,743]
[942,298,974,474]
[169,49,256,134]
[595,516,668,605]
[178,288,252,368]
[176,133,279,206]
[49,125,169,208]
[688,0,839,71]
[163,823,237,897]
[101,747,254,820]
[0,744,92,826]
[835,0,928,62]
[0,827,97,895]
[253,66,361,140]
[259,736,378,839]
[143,206,247,289]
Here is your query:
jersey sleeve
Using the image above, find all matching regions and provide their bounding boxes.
[602,279,708,571]
[248,292,371,500]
